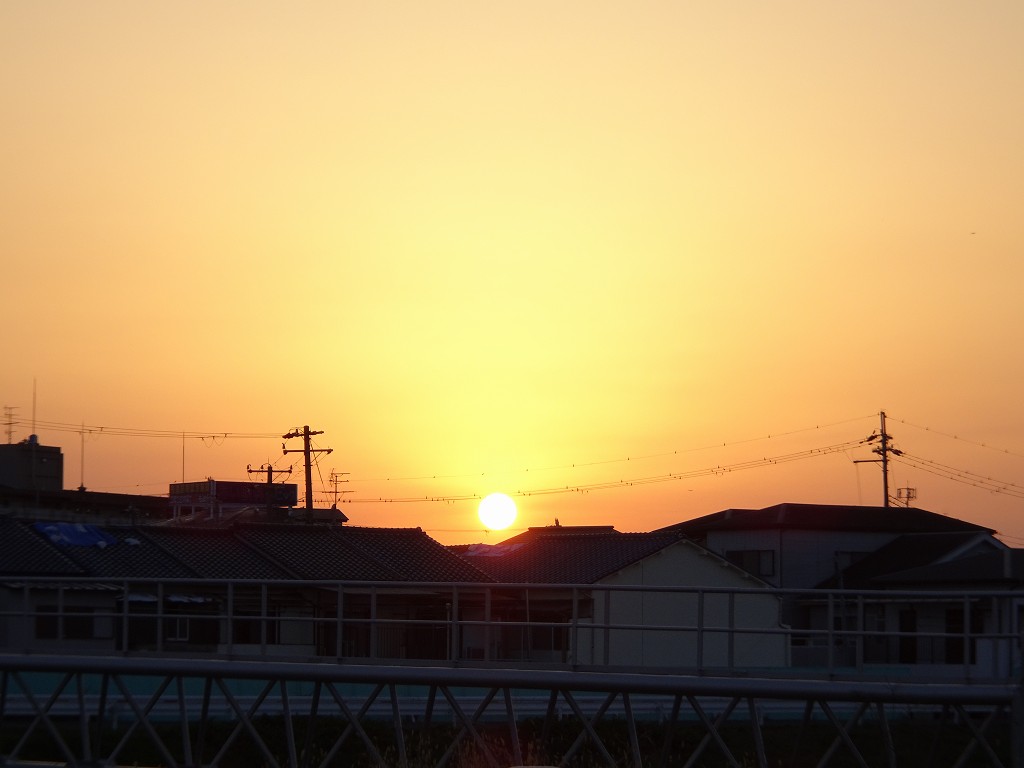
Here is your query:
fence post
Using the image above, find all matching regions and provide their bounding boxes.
[571,587,578,667]
[485,586,492,662]
[336,584,344,659]
[697,590,705,669]
[728,591,735,671]
[452,585,460,663]
[827,592,835,673]
[1014,651,1024,768]
[156,582,164,653]
[856,595,864,672]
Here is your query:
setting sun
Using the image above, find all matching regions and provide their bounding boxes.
[478,493,517,531]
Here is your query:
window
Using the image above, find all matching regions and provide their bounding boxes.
[36,606,58,640]
[725,549,775,578]
[36,606,95,640]
[165,617,190,642]
[65,608,95,639]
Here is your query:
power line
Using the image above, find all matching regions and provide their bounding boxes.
[887,416,1024,461]
[9,418,278,440]
[345,437,869,504]
[351,414,878,484]
[890,452,1024,500]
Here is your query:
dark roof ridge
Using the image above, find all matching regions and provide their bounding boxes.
[661,502,992,535]
[130,528,204,578]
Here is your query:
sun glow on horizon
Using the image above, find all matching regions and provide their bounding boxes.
[478,493,517,531]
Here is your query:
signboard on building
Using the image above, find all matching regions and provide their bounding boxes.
[169,480,298,508]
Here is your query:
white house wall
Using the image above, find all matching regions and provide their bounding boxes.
[578,543,788,669]
[703,530,900,588]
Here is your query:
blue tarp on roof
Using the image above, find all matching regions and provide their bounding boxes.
[34,522,117,548]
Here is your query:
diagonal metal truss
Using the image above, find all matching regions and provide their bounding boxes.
[0,654,1017,767]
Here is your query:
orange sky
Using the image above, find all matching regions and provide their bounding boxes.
[2,2,1023,545]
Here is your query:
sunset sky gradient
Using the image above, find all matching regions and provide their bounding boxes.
[3,2,1023,544]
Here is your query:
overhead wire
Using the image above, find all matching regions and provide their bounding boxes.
[346,437,869,504]
[889,452,1024,500]
[11,417,278,440]
[351,414,878,484]
[887,416,1024,461]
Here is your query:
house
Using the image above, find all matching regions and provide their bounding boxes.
[818,538,1021,675]
[453,524,788,670]
[658,502,999,589]
[0,514,492,662]
[661,503,1012,673]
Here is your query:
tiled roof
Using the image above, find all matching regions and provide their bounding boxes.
[140,527,292,580]
[660,503,992,536]
[817,532,1000,588]
[454,526,683,584]
[0,515,492,583]
[331,526,493,582]
[41,525,197,579]
[233,524,492,582]
[0,519,84,576]
[234,524,401,580]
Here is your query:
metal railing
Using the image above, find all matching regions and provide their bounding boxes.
[3,577,1021,681]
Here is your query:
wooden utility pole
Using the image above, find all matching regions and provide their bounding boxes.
[282,426,332,510]
[248,463,292,515]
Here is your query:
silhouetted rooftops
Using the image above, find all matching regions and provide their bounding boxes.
[0,518,491,583]
[452,524,686,583]
[659,502,993,536]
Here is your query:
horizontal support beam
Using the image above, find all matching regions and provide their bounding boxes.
[0,653,1013,706]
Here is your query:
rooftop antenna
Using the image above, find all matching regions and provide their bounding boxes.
[896,487,917,507]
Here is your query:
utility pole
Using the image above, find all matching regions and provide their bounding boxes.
[3,406,15,444]
[282,426,332,510]
[856,410,903,507]
[328,470,352,508]
[878,410,890,508]
[248,463,292,516]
